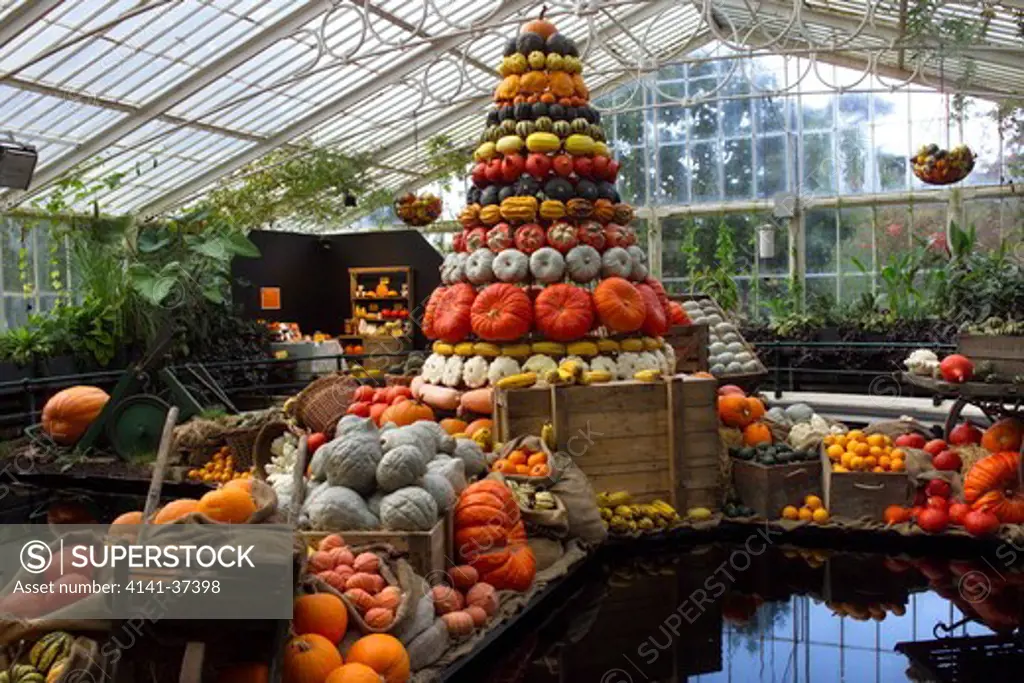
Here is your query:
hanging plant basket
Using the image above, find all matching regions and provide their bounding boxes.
[911,143,976,185]
[394,192,442,226]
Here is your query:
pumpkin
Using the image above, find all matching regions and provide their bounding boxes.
[375,586,402,611]
[376,445,428,492]
[465,582,498,616]
[283,634,342,683]
[576,220,605,250]
[345,634,410,683]
[465,418,494,437]
[612,203,635,224]
[565,245,601,283]
[601,247,633,278]
[593,277,646,333]
[486,223,514,252]
[458,205,480,229]
[479,205,501,225]
[365,607,395,629]
[982,418,1023,453]
[471,284,533,342]
[441,355,464,388]
[459,387,492,414]
[293,594,348,643]
[454,482,537,591]
[431,284,476,343]
[465,227,488,251]
[154,498,199,524]
[448,565,479,590]
[534,284,594,342]
[379,487,438,531]
[328,547,356,567]
[196,487,255,523]
[465,248,496,285]
[465,536,536,591]
[538,199,566,220]
[493,249,529,283]
[347,572,386,594]
[379,401,433,428]
[500,196,538,223]
[973,489,1024,524]
[592,198,615,223]
[546,221,578,253]
[635,284,668,336]
[519,70,548,94]
[41,385,110,445]
[529,247,565,284]
[964,451,1021,503]
[344,588,378,612]
[514,223,546,254]
[440,418,468,435]
[219,663,270,683]
[422,288,443,339]
[742,422,772,446]
[603,223,627,248]
[464,605,488,627]
[718,395,756,428]
[626,245,648,281]
[325,663,384,683]
[495,74,519,100]
[441,611,475,637]
[549,71,574,98]
[487,356,521,386]
[461,356,489,389]
[668,301,689,325]
[431,584,464,615]
[565,198,593,219]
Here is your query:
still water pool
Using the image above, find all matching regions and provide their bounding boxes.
[451,541,1024,683]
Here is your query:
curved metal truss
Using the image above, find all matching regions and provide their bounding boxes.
[0,0,1021,223]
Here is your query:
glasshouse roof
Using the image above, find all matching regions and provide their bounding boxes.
[1,0,1023,226]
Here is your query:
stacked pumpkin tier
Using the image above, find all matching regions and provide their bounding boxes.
[418,17,690,412]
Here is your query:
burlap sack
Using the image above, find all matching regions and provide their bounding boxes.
[168,479,278,525]
[527,537,566,572]
[496,435,562,486]
[905,448,964,499]
[303,544,427,637]
[547,457,606,545]
[406,618,450,671]
[486,472,571,539]
[55,636,111,683]
[864,417,934,439]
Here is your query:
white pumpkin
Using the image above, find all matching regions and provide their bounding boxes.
[523,354,558,375]
[725,361,745,374]
[560,355,589,372]
[529,247,565,284]
[380,487,438,531]
[466,248,495,285]
[462,356,489,388]
[450,439,487,477]
[440,253,458,285]
[377,444,429,492]
[493,249,529,283]
[565,245,601,283]
[637,352,659,371]
[590,355,618,378]
[422,353,446,383]
[487,356,521,385]
[710,363,726,376]
[616,352,642,379]
[418,473,456,512]
[320,419,382,495]
[601,247,632,278]
[304,486,379,531]
[708,341,727,356]
[742,360,762,373]
[442,355,464,387]
[626,246,648,281]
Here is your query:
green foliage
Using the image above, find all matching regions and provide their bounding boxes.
[682,218,741,313]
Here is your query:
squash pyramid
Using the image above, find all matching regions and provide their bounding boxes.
[418,15,689,407]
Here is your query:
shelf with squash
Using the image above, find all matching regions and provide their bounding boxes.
[414,13,693,421]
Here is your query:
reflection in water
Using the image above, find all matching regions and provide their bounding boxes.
[462,542,1024,683]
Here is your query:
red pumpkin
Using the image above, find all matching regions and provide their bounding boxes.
[546,221,578,253]
[592,277,646,333]
[463,538,536,592]
[635,283,668,336]
[603,223,627,248]
[982,418,1023,453]
[939,354,974,383]
[621,225,638,247]
[432,283,476,343]
[576,220,605,250]
[453,231,468,253]
[916,507,949,533]
[949,422,983,446]
[465,227,488,252]
[667,301,689,326]
[534,284,594,342]
[41,385,110,445]
[514,224,545,254]
[932,449,963,472]
[454,480,536,592]
[380,401,434,427]
[964,509,1000,536]
[948,502,970,525]
[470,284,533,342]
[643,278,673,317]
[486,223,514,252]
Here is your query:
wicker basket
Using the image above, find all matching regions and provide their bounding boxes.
[253,420,300,481]
[294,373,359,434]
[223,427,260,470]
[385,374,414,387]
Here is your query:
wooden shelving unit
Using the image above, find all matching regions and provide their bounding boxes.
[346,266,414,369]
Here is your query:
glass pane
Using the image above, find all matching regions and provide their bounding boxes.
[802,132,835,195]
[724,138,753,199]
[658,63,687,81]
[911,203,947,249]
[35,222,69,295]
[691,99,718,140]
[806,274,837,301]
[802,93,834,131]
[876,204,913,269]
[690,140,721,202]
[838,207,874,303]
[805,207,837,274]
[838,127,868,194]
[722,99,752,137]
[963,199,1004,251]
[4,296,30,330]
[657,144,689,203]
[838,92,871,127]
[1,219,33,295]
[657,104,687,144]
[757,135,789,198]
[616,145,645,205]
[756,96,787,134]
[614,108,645,147]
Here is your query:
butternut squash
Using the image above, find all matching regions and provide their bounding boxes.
[418,384,461,411]
[460,388,493,415]
[410,375,426,400]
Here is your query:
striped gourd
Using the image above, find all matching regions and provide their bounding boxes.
[30,631,71,674]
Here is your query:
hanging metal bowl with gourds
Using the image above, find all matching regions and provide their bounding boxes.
[394,192,443,226]
[911,143,976,185]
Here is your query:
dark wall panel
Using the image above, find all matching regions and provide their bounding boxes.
[232,229,442,348]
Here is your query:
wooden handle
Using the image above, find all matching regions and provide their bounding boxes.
[784,468,807,478]
[143,405,180,524]
[853,483,885,491]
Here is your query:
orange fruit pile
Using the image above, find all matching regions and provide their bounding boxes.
[188,446,254,484]
[824,430,905,474]
[491,446,551,478]
[781,495,830,524]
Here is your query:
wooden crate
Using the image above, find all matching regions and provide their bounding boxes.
[674,294,767,386]
[663,323,709,373]
[821,447,910,519]
[494,376,720,509]
[958,334,1024,377]
[732,458,823,518]
[300,514,452,578]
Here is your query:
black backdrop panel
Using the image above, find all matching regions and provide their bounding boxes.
[232,229,442,348]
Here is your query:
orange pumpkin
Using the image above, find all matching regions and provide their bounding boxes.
[593,277,646,333]
[548,71,575,98]
[454,481,536,591]
[470,284,533,342]
[534,284,594,342]
[465,419,493,437]
[197,487,256,523]
[572,73,590,99]
[153,499,199,524]
[691,372,714,379]
[439,418,468,435]
[283,634,342,683]
[982,418,1023,453]
[41,385,110,445]
[111,511,142,526]
[494,74,519,101]
[422,288,443,339]
[223,478,255,495]
[519,70,548,94]
[379,400,434,427]
[964,451,1020,503]
[522,15,558,38]
[529,463,550,477]
[219,663,270,683]
[742,422,772,446]
[293,593,348,644]
[718,395,755,428]
[326,663,383,683]
[973,489,1024,523]
[747,397,765,421]
[345,634,410,683]
[431,284,476,343]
